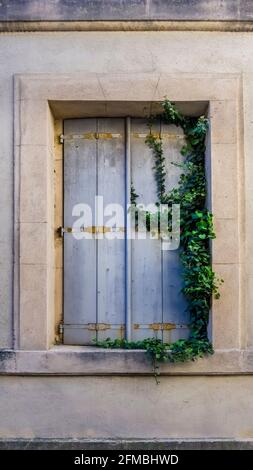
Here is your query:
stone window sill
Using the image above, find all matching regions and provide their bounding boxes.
[0,346,252,375]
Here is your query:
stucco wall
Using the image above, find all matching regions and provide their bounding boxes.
[0,29,250,348]
[0,30,253,441]
[1,375,253,440]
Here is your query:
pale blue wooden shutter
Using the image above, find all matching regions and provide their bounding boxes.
[63,117,189,345]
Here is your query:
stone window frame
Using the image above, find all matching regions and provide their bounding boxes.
[9,72,247,375]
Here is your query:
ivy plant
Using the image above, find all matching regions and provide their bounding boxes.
[95,100,223,373]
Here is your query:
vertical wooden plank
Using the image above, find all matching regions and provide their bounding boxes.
[96,118,126,341]
[131,119,162,341]
[161,123,190,342]
[63,119,97,344]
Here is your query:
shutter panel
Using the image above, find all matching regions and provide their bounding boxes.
[63,117,189,345]
[63,119,97,344]
[161,122,189,342]
[131,119,163,340]
[96,118,125,341]
[63,118,125,344]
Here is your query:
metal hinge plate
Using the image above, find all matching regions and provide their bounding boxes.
[132,132,185,140]
[60,323,188,332]
[134,323,188,331]
[59,133,121,143]
[61,323,124,331]
[59,226,125,236]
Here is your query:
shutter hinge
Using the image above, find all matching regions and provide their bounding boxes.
[60,323,125,331]
[58,226,125,237]
[88,323,111,331]
[59,133,121,143]
[133,323,188,331]
[58,322,64,335]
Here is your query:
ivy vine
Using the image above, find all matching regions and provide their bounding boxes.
[130,182,139,205]
[95,100,223,375]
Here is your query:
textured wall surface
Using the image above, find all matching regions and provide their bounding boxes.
[0,29,253,440]
[0,0,253,22]
[0,30,253,349]
[0,375,253,439]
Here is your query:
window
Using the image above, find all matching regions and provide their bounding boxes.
[14,74,240,366]
[62,117,190,345]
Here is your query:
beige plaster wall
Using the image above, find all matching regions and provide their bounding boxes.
[0,30,253,348]
[0,375,253,440]
[0,30,253,439]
